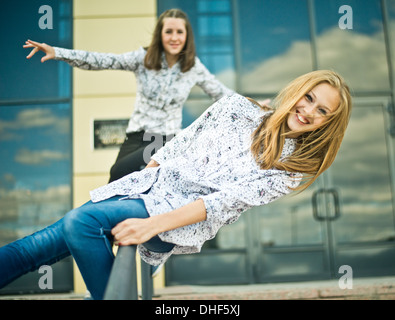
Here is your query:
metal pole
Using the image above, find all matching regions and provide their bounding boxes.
[140,259,153,300]
[103,246,138,300]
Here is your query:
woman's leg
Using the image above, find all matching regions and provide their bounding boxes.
[109,131,148,182]
[108,131,168,182]
[113,132,145,162]
[109,146,148,182]
[0,219,70,289]
[62,196,174,300]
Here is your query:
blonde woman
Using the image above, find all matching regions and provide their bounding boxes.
[23,9,233,182]
[0,70,352,299]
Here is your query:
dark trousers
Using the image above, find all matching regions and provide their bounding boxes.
[109,131,169,182]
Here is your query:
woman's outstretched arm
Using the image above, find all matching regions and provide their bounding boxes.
[111,199,207,246]
[23,39,55,63]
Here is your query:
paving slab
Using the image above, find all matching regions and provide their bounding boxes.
[0,276,394,300]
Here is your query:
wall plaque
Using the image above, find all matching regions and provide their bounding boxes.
[93,119,128,149]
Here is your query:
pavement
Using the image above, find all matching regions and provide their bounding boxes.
[0,276,394,300]
[154,276,395,300]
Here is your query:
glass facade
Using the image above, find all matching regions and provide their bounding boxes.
[238,0,313,93]
[0,1,72,101]
[0,0,73,293]
[158,0,395,285]
[314,0,391,92]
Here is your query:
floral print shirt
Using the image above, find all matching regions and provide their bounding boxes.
[54,47,233,135]
[89,94,302,266]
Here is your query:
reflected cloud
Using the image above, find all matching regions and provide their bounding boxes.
[316,27,389,90]
[14,148,69,166]
[0,107,69,141]
[0,184,70,201]
[0,184,71,242]
[16,108,60,128]
[219,23,392,93]
[241,40,312,92]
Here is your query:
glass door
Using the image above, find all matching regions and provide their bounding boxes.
[254,179,332,282]
[166,212,254,285]
[327,98,395,278]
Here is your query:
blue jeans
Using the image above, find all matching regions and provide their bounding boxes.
[0,196,174,300]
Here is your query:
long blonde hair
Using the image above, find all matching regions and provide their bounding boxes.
[251,70,352,192]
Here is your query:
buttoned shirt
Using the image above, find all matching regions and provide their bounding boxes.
[89,94,302,265]
[54,47,233,135]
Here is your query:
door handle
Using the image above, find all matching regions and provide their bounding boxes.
[312,188,341,221]
[326,188,341,221]
[312,188,326,221]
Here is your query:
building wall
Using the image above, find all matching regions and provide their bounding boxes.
[70,0,395,291]
[71,0,160,293]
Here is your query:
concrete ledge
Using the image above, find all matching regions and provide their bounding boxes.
[154,277,395,300]
[1,277,394,300]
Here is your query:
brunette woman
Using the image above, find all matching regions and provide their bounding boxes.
[23,9,233,182]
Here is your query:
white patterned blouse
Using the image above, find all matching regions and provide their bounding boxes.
[89,94,303,266]
[54,47,233,135]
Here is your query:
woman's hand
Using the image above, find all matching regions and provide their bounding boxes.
[111,217,158,246]
[23,39,55,63]
[257,99,271,106]
[145,159,160,169]
[112,199,206,246]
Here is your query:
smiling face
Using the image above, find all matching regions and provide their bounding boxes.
[286,82,340,138]
[161,17,187,66]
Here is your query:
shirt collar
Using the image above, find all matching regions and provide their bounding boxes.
[161,51,180,70]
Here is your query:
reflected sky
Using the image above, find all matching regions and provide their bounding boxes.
[0,0,72,244]
[0,105,71,191]
[0,105,71,244]
[237,0,391,93]
[159,0,393,95]
[0,0,72,100]
[315,0,390,92]
[238,0,311,71]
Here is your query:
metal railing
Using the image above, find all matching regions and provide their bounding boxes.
[103,245,153,300]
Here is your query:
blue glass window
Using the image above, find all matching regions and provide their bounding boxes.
[0,0,72,101]
[0,104,71,241]
[237,0,313,94]
[314,0,391,92]
[0,0,72,248]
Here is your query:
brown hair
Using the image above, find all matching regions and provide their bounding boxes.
[251,70,352,192]
[144,9,196,72]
